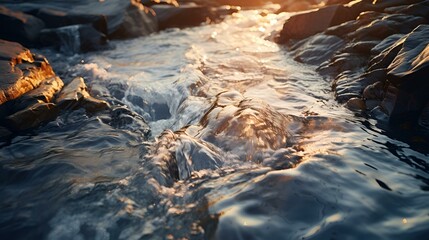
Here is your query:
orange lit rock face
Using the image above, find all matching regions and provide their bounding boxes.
[0,39,55,105]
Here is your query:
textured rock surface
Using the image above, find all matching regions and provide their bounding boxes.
[0,6,45,45]
[153,4,215,30]
[278,0,429,129]
[0,39,55,105]
[56,77,109,113]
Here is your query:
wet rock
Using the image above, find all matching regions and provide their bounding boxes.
[110,105,151,138]
[39,24,108,53]
[278,2,374,44]
[0,125,12,140]
[10,76,64,113]
[291,34,345,64]
[152,4,215,30]
[278,5,347,43]
[108,3,157,39]
[363,81,385,100]
[0,39,55,105]
[147,129,224,186]
[418,102,429,129]
[349,14,426,41]
[0,6,45,45]
[370,34,404,55]
[3,0,157,40]
[346,97,366,111]
[384,1,429,18]
[56,77,109,113]
[386,25,429,83]
[4,102,58,131]
[34,8,108,34]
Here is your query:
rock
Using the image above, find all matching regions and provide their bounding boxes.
[418,102,429,129]
[0,126,12,141]
[152,4,215,30]
[39,24,108,53]
[387,25,429,83]
[370,34,404,55]
[4,102,58,131]
[346,97,366,111]
[110,106,151,138]
[349,14,426,41]
[3,0,158,40]
[34,8,108,34]
[0,39,55,105]
[0,6,45,45]
[10,76,64,113]
[291,33,345,64]
[277,4,366,44]
[108,3,158,39]
[56,77,109,113]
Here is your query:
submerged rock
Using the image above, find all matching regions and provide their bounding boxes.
[148,91,299,185]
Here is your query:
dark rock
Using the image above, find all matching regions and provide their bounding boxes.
[346,97,366,111]
[152,4,215,30]
[0,6,45,45]
[10,76,64,113]
[277,2,373,44]
[110,105,151,138]
[39,24,108,53]
[291,34,345,64]
[370,33,404,55]
[109,3,158,39]
[363,81,385,100]
[4,102,58,131]
[418,102,429,129]
[56,77,109,113]
[0,125,12,140]
[278,5,347,43]
[0,39,55,105]
[35,8,108,34]
[3,0,158,40]
[325,11,384,39]
[387,25,429,83]
[349,14,426,41]
[372,0,424,10]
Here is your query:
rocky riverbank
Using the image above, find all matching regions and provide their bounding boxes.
[276,0,429,133]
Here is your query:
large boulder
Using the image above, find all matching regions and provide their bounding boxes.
[0,39,55,105]
[277,3,368,44]
[152,4,215,30]
[0,6,45,46]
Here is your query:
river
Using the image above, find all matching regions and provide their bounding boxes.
[0,7,428,240]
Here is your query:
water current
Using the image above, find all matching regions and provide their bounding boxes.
[1,7,428,240]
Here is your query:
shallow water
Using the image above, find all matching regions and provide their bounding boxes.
[1,8,429,240]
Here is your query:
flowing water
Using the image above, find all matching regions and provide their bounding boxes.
[1,8,429,240]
